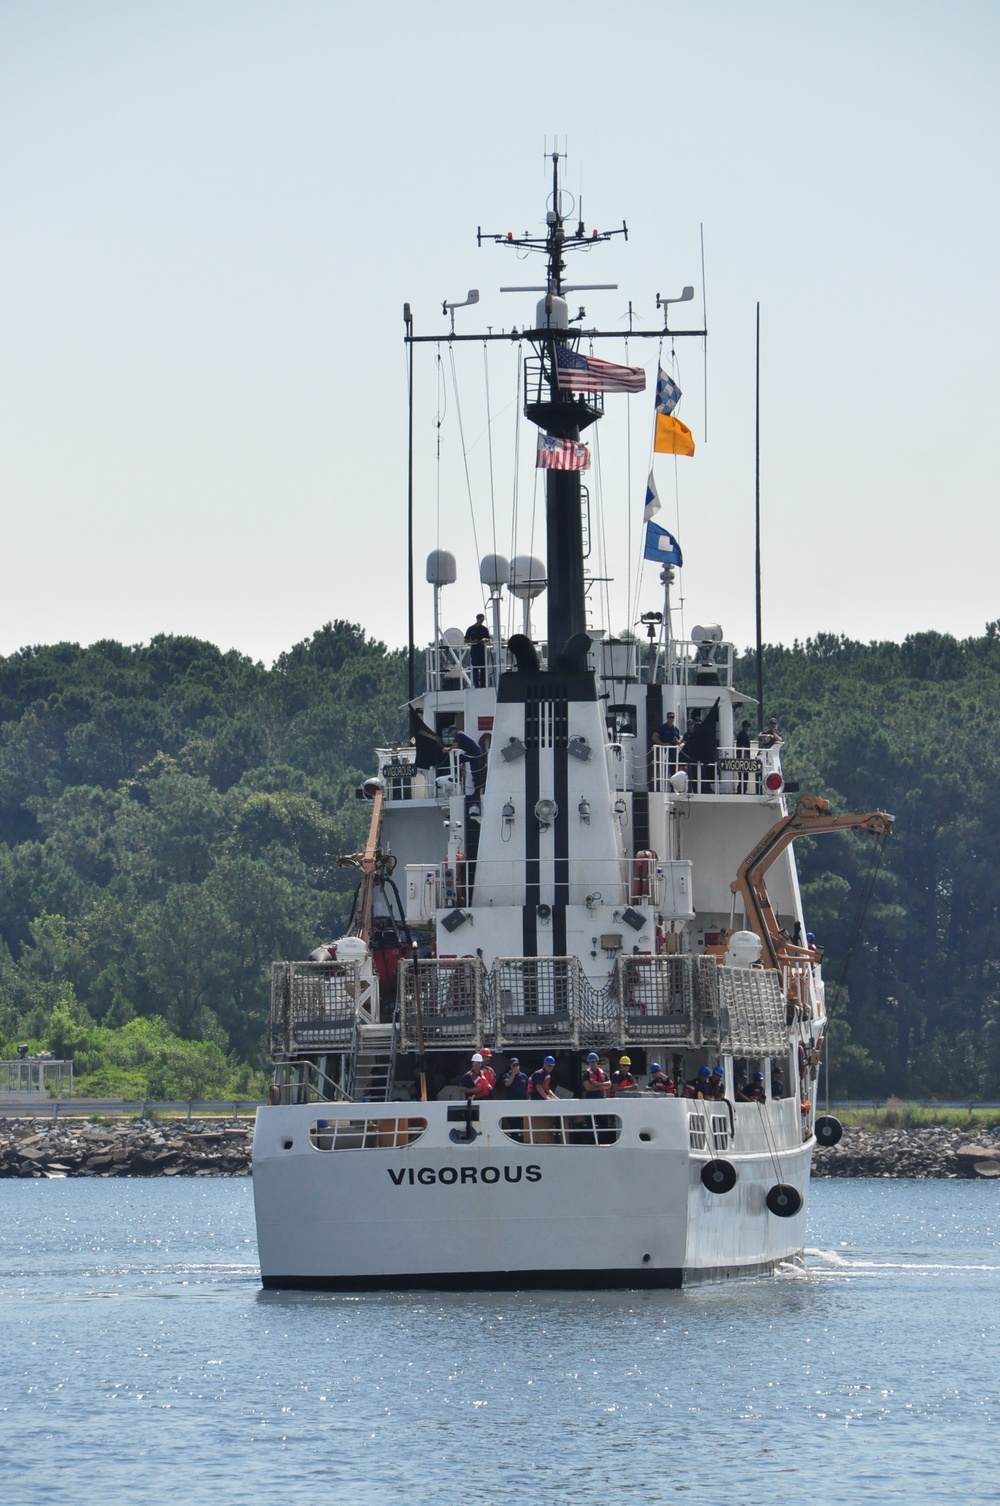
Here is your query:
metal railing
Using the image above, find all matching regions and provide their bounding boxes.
[273,949,797,1059]
[270,960,378,1056]
[0,1058,73,1096]
[423,855,634,911]
[649,742,783,796]
[397,956,488,1051]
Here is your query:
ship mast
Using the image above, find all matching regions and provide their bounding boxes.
[486,150,626,658]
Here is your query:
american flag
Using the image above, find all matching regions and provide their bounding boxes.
[555,345,646,395]
[536,435,591,471]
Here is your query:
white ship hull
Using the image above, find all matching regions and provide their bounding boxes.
[253,1099,812,1290]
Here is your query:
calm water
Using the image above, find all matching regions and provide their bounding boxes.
[1,1178,997,1505]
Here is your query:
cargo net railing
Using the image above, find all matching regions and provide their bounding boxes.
[715,966,789,1055]
[494,957,584,1047]
[616,955,700,1044]
[270,960,376,1056]
[397,957,488,1052]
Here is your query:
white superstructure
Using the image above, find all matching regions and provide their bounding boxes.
[252,155,865,1291]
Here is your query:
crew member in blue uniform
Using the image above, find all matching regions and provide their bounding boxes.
[529,1056,558,1100]
[502,1057,528,1099]
[649,1063,676,1094]
[443,725,485,792]
[464,614,490,688]
[581,1052,609,1098]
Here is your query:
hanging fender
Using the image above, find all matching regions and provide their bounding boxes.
[766,1183,802,1218]
[701,1159,737,1194]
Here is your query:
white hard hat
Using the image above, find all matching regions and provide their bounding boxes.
[471,1053,484,1063]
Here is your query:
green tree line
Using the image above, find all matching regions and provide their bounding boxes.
[745,624,1000,1098]
[1,619,997,1099]
[0,624,407,1097]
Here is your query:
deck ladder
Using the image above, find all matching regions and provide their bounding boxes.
[348,1022,398,1102]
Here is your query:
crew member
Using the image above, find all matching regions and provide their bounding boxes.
[648,1063,676,1094]
[581,1052,609,1098]
[684,1065,713,1098]
[611,1054,638,1095]
[502,1056,528,1100]
[735,719,752,793]
[529,1056,558,1101]
[443,725,485,792]
[745,1071,766,1103]
[461,1053,485,1101]
[652,711,682,779]
[478,1047,496,1093]
[464,613,490,688]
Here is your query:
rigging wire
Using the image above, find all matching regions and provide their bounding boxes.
[447,344,484,586]
[483,342,499,601]
[508,346,523,639]
[623,334,633,642]
[434,350,447,555]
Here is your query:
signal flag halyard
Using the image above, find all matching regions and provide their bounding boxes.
[536,435,591,471]
[555,346,646,395]
[644,520,683,567]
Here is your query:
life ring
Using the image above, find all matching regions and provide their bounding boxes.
[766,1183,802,1218]
[814,1114,843,1147]
[701,1159,737,1194]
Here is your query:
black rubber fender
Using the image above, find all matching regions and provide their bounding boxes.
[701,1159,737,1194]
[766,1182,803,1217]
[815,1114,843,1147]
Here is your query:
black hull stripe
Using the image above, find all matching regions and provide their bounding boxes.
[260,1257,789,1293]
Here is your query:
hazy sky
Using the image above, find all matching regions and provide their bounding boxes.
[2,1,997,664]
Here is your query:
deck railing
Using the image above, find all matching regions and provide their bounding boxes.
[274,952,797,1058]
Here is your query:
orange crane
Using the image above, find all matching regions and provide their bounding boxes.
[337,785,387,945]
[731,794,894,972]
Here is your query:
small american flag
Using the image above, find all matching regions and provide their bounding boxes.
[555,346,646,395]
[536,435,591,471]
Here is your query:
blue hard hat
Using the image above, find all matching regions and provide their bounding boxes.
[753,1071,764,1080]
[650,1063,662,1073]
[698,1066,711,1077]
[543,1056,556,1067]
[806,931,816,942]
[587,1052,600,1062]
[713,1066,725,1076]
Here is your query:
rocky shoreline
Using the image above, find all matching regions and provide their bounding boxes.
[2,1116,1000,1179]
[0,1117,253,1177]
[813,1124,1000,1179]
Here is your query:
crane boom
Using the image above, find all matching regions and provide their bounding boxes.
[337,787,386,944]
[731,793,894,971]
